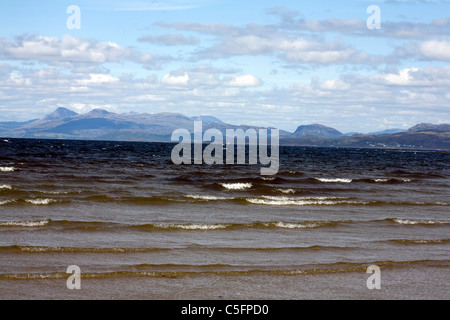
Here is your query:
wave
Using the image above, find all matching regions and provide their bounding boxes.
[220,182,252,190]
[0,166,15,172]
[0,244,355,254]
[0,198,67,206]
[245,196,363,206]
[0,268,362,280]
[129,220,348,231]
[387,239,450,245]
[133,223,229,231]
[315,178,352,183]
[0,219,50,227]
[0,184,12,190]
[276,188,295,194]
[24,198,58,205]
[82,195,177,205]
[4,217,448,232]
[278,170,305,177]
[386,218,450,225]
[0,218,350,231]
[0,245,170,253]
[314,177,412,184]
[0,219,110,230]
[355,178,412,184]
[262,221,345,229]
[1,193,447,207]
[209,245,355,252]
[35,190,73,195]
[184,194,231,201]
[149,223,229,230]
[83,194,232,204]
[1,260,446,280]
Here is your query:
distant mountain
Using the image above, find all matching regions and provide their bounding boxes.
[368,128,406,135]
[1,108,449,149]
[190,115,224,124]
[291,124,343,139]
[0,108,290,141]
[282,124,450,150]
[0,119,38,132]
[407,123,450,133]
[42,107,78,121]
[344,132,362,136]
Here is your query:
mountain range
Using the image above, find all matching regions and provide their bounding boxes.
[1,107,449,150]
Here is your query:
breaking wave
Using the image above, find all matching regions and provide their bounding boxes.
[315,178,353,183]
[386,218,450,225]
[220,182,252,190]
[0,219,50,227]
[245,196,363,206]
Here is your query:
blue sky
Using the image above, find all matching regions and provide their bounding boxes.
[1,0,450,133]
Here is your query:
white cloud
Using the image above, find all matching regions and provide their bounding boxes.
[381,68,419,85]
[37,98,56,105]
[372,66,450,86]
[1,35,130,63]
[189,30,375,65]
[0,35,164,69]
[419,40,450,61]
[76,74,119,85]
[225,74,262,87]
[162,72,189,85]
[319,79,350,90]
[124,95,165,102]
[7,72,31,86]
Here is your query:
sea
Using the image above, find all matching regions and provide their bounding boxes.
[0,138,449,300]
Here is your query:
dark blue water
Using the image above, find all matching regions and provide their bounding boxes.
[0,138,449,299]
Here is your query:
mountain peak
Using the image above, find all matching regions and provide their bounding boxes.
[85,108,114,116]
[291,124,343,139]
[408,123,450,133]
[42,107,78,121]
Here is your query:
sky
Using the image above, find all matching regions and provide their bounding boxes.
[0,0,450,133]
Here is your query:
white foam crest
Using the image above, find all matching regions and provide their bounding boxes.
[0,184,12,189]
[272,222,320,229]
[277,188,295,194]
[0,167,15,172]
[392,218,449,225]
[315,178,352,183]
[266,195,348,200]
[184,194,230,201]
[25,198,56,205]
[0,219,50,227]
[221,182,252,190]
[247,198,327,206]
[0,200,14,205]
[374,178,389,182]
[409,240,435,244]
[161,223,228,230]
[247,196,358,206]
[39,190,70,195]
